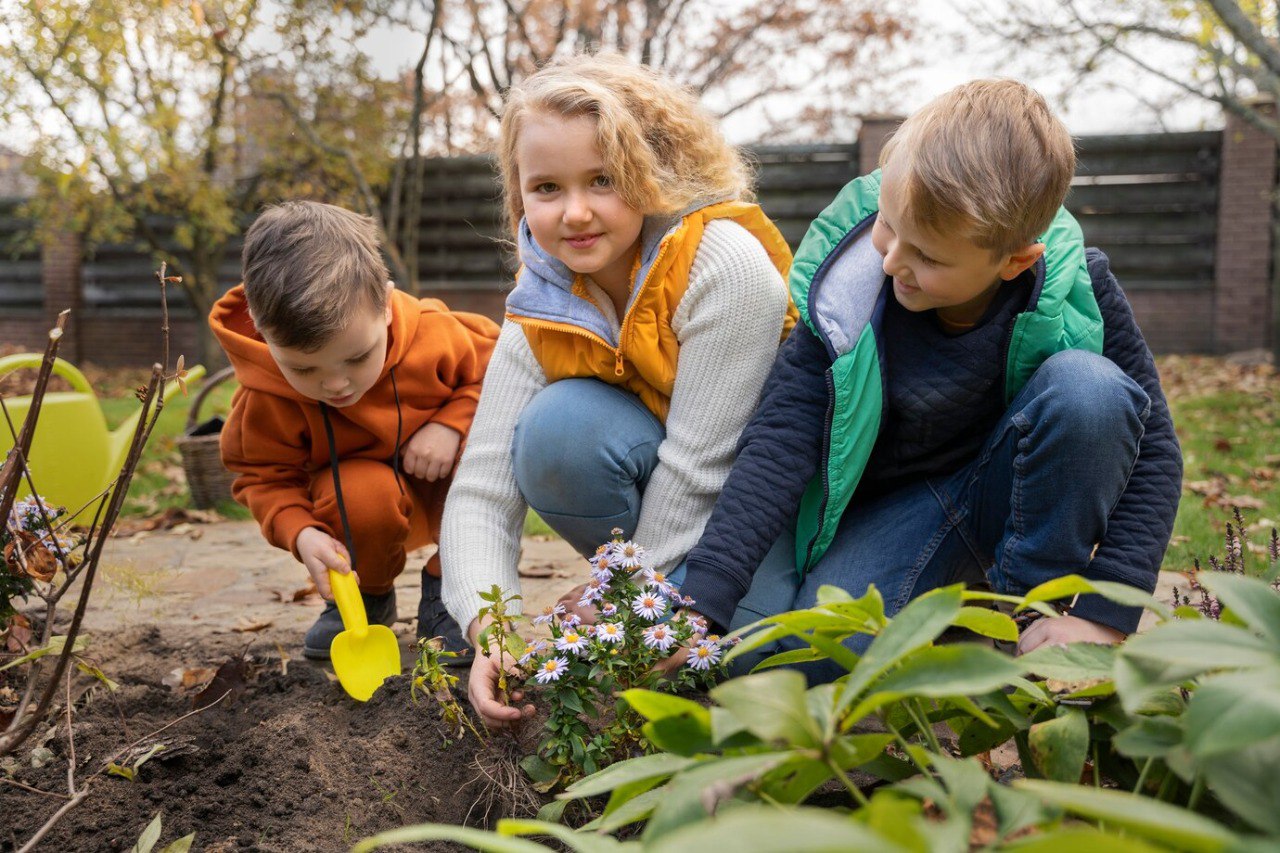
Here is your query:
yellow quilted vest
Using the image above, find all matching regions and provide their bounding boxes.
[509,202,797,423]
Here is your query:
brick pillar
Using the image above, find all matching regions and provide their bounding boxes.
[857,114,905,176]
[41,228,83,362]
[1212,99,1277,354]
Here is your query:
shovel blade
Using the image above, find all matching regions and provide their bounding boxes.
[330,625,402,701]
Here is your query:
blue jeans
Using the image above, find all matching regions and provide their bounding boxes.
[781,349,1151,684]
[512,378,799,636]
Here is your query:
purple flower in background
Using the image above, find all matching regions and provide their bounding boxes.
[535,657,570,683]
[632,591,667,621]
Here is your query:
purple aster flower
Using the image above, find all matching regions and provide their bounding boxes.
[632,592,667,621]
[535,657,570,683]
[613,540,647,570]
[642,624,676,652]
[600,602,618,617]
[561,613,582,629]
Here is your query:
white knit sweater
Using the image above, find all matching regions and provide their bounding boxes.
[440,219,791,629]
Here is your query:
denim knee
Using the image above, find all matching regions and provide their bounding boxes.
[1026,350,1149,442]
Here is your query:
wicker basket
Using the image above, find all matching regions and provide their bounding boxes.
[178,365,238,509]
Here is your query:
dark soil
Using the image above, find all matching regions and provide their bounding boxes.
[1,625,543,852]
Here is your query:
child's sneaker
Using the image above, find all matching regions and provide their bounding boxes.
[418,571,472,666]
[302,588,397,660]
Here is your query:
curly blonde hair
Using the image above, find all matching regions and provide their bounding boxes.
[497,52,752,237]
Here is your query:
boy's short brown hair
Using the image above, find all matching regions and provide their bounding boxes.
[879,79,1076,257]
[241,201,389,351]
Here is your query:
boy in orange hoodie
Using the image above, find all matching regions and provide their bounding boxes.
[210,201,499,661]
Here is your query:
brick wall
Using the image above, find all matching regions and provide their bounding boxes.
[1212,102,1277,353]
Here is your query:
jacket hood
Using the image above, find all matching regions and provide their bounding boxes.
[209,285,425,401]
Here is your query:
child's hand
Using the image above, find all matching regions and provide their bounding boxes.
[295,527,353,600]
[1017,613,1124,654]
[556,584,600,625]
[465,617,536,729]
[401,422,462,481]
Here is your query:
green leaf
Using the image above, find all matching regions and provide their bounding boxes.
[1000,828,1165,852]
[1183,670,1280,758]
[846,644,1025,723]
[158,835,195,853]
[108,762,137,782]
[837,586,964,715]
[520,754,559,785]
[1111,716,1184,759]
[987,783,1054,840]
[534,799,569,823]
[620,690,710,723]
[747,646,825,671]
[1197,735,1280,834]
[75,658,119,691]
[0,635,87,672]
[1013,780,1241,852]
[647,806,902,853]
[583,787,663,833]
[1115,620,1280,712]
[643,714,716,756]
[131,813,163,853]
[1017,576,1097,608]
[561,753,695,800]
[1197,572,1280,644]
[1018,642,1116,681]
[1027,709,1088,783]
[641,753,796,843]
[498,819,628,852]
[710,671,821,747]
[951,606,1018,641]
[353,825,552,852]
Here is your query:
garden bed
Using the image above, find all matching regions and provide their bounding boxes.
[1,624,540,851]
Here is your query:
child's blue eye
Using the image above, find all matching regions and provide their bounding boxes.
[591,175,612,188]
[535,182,558,193]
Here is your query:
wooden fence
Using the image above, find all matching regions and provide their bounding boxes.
[2,118,1274,363]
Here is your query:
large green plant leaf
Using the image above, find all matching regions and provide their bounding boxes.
[561,752,696,800]
[1014,780,1241,852]
[951,606,1019,641]
[845,644,1025,723]
[1182,671,1280,758]
[1018,642,1117,681]
[710,671,822,748]
[641,752,798,843]
[620,690,710,723]
[836,586,964,716]
[1197,734,1280,835]
[1001,828,1165,852]
[1027,709,1089,783]
[647,807,903,853]
[353,825,556,852]
[1196,572,1280,644]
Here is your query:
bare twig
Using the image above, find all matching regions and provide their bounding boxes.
[0,778,70,800]
[16,788,90,853]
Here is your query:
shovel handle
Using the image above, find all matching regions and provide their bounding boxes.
[329,568,369,639]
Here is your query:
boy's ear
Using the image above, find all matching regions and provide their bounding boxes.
[384,280,395,325]
[998,243,1045,282]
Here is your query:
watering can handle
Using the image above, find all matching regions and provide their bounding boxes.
[185,365,238,432]
[0,354,95,396]
[329,568,369,639]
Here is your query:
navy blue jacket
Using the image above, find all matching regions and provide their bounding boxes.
[681,249,1182,635]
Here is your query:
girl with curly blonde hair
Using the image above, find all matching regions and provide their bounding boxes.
[439,52,800,725]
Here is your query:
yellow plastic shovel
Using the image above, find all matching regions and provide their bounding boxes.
[328,569,401,701]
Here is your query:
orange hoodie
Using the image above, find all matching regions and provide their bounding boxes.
[210,285,499,555]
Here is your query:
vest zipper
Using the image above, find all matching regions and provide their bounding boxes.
[614,240,672,379]
[506,313,625,373]
[801,369,838,572]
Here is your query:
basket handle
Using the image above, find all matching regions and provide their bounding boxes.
[185,365,238,432]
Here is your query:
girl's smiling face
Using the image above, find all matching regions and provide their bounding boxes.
[516,111,645,297]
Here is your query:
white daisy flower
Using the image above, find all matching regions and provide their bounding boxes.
[532,603,566,626]
[631,592,667,621]
[518,640,549,666]
[686,641,722,671]
[642,568,676,596]
[556,630,589,654]
[535,657,570,683]
[600,602,618,617]
[642,624,675,652]
[613,540,647,569]
[596,623,624,644]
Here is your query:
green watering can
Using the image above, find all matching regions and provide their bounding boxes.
[0,354,204,519]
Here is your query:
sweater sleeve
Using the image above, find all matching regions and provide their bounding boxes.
[220,390,320,555]
[439,321,546,628]
[630,220,792,578]
[428,311,501,437]
[1073,250,1183,633]
[679,323,832,630]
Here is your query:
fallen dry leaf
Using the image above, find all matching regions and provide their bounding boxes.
[271,581,319,604]
[161,666,218,691]
[2,613,32,654]
[518,564,557,578]
[4,531,58,582]
[192,654,252,710]
[232,616,273,633]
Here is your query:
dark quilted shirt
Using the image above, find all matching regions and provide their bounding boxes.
[680,249,1182,635]
[860,272,1032,497]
